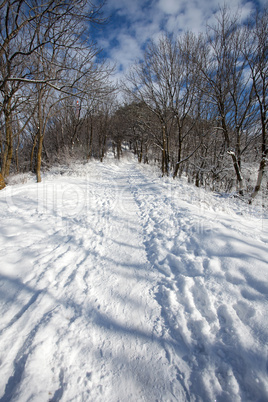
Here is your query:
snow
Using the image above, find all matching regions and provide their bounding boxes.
[0,154,267,402]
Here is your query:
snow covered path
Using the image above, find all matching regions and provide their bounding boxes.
[0,157,268,402]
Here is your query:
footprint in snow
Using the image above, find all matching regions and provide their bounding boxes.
[233,300,256,324]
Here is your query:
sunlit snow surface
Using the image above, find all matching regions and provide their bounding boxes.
[0,154,267,402]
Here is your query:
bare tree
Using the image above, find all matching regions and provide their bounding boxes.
[170,32,204,178]
[124,33,206,177]
[125,35,177,175]
[196,7,257,194]
[0,0,114,181]
[0,0,106,91]
[246,9,268,202]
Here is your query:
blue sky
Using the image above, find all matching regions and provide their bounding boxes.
[93,0,265,83]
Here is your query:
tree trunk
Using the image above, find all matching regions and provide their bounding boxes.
[2,97,13,178]
[219,100,230,150]
[236,127,241,168]
[162,125,169,176]
[36,131,44,183]
[0,173,6,190]
[138,140,143,163]
[36,89,44,183]
[88,115,94,159]
[227,151,244,195]
[30,132,38,172]
[249,158,266,204]
[5,134,13,177]
[116,139,121,160]
[100,131,107,162]
[173,124,182,179]
[15,133,20,172]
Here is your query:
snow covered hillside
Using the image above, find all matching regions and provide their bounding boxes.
[0,155,267,402]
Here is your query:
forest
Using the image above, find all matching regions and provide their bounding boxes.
[0,1,267,203]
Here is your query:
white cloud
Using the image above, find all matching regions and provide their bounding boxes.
[157,0,183,14]
[97,1,163,80]
[132,18,163,45]
[165,6,206,34]
[159,0,255,35]
[110,33,143,70]
[96,0,262,89]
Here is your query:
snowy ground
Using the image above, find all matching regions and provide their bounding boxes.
[0,154,268,402]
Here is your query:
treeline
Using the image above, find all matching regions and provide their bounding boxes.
[0,3,267,202]
[0,0,114,182]
[123,7,267,202]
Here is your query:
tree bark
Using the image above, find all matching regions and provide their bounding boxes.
[249,158,266,204]
[36,131,44,183]
[88,114,94,159]
[2,97,13,178]
[36,89,44,183]
[161,125,169,176]
[173,120,183,178]
[30,132,38,172]
[227,151,244,195]
[0,173,6,190]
